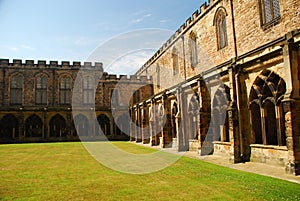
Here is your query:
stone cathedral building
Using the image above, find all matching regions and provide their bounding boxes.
[129,0,300,175]
[0,0,300,175]
[0,60,152,142]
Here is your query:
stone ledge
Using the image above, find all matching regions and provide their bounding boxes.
[213,141,231,146]
[250,144,288,151]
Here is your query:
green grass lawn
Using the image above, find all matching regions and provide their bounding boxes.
[0,142,299,201]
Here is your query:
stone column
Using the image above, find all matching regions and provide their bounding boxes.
[141,105,145,143]
[282,32,300,175]
[18,108,24,141]
[177,87,187,151]
[227,66,241,163]
[129,107,135,141]
[197,78,202,148]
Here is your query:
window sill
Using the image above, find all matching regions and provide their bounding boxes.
[261,17,281,31]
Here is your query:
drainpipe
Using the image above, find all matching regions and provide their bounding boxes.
[230,0,243,161]
[235,70,244,161]
[230,0,238,58]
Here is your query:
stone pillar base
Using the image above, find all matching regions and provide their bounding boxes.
[285,161,300,175]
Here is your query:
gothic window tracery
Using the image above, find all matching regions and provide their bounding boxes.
[249,70,286,146]
[214,7,228,50]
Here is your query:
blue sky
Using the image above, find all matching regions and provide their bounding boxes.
[0,0,206,74]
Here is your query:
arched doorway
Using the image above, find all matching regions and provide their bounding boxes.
[49,114,66,137]
[73,114,89,137]
[25,115,43,137]
[116,114,130,136]
[97,114,111,136]
[0,114,19,139]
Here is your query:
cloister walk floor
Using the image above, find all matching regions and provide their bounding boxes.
[132,142,300,184]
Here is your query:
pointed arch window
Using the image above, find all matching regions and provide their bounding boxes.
[189,32,198,67]
[11,74,23,105]
[249,70,286,146]
[83,76,94,104]
[36,75,47,105]
[172,47,179,75]
[214,7,228,50]
[60,76,71,104]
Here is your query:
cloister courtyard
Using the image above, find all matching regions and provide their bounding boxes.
[0,142,299,200]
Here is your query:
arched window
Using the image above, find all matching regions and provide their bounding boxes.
[171,102,179,139]
[214,7,228,50]
[36,75,47,104]
[212,85,230,142]
[11,74,23,105]
[189,32,198,67]
[259,0,280,28]
[60,76,71,104]
[172,47,179,75]
[83,76,94,104]
[25,115,43,137]
[188,95,199,140]
[249,70,286,146]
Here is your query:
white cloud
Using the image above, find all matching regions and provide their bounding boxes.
[5,44,35,52]
[159,19,170,24]
[20,44,35,50]
[9,47,19,52]
[130,13,152,24]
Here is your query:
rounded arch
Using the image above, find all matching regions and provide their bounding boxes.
[25,114,43,137]
[49,114,66,137]
[73,114,89,136]
[0,114,19,139]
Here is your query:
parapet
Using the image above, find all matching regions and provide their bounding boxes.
[0,59,104,71]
